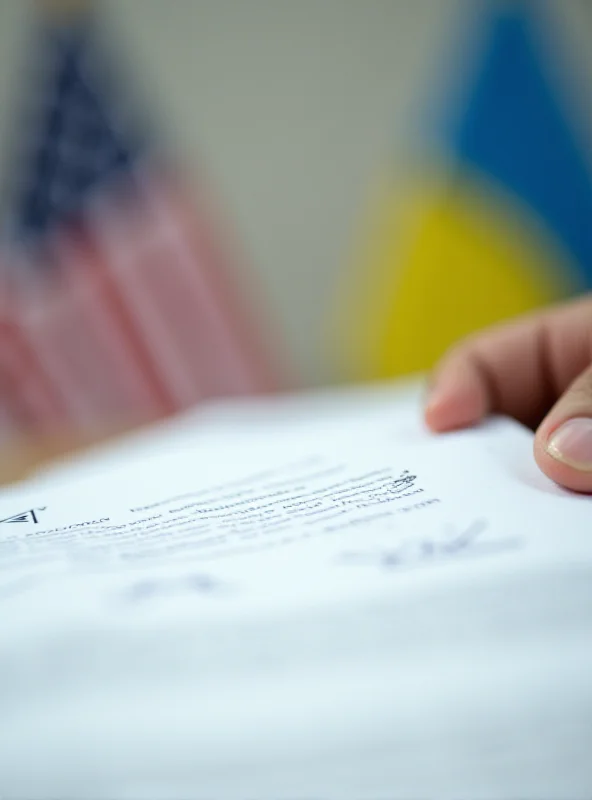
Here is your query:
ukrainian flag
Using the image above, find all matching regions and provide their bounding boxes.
[333,0,592,381]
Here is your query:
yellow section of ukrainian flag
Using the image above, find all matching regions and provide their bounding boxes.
[334,174,570,381]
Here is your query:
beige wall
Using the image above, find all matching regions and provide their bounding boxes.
[0,1,591,385]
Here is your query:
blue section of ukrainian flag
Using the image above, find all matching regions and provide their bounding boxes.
[449,0,592,287]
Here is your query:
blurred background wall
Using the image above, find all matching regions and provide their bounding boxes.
[0,0,591,386]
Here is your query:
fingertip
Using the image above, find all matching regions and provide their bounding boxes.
[424,390,464,432]
[534,442,592,494]
[424,364,489,433]
[534,421,592,494]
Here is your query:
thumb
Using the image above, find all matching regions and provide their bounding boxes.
[535,363,592,493]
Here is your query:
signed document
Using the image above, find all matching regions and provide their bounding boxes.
[1,402,591,799]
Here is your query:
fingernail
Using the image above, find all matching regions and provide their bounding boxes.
[546,418,592,471]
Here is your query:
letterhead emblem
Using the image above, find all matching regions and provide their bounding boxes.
[0,507,46,525]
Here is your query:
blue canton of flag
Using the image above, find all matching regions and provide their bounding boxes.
[8,13,142,247]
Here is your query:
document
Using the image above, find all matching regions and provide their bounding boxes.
[1,401,591,799]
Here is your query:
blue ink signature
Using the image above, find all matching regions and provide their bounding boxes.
[337,518,521,571]
[121,572,228,604]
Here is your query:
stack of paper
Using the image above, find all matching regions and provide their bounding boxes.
[1,386,591,798]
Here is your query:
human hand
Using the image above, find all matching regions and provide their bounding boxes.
[424,295,592,493]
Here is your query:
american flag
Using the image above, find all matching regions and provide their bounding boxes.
[0,7,279,439]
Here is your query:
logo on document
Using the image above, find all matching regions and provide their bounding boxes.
[0,507,46,525]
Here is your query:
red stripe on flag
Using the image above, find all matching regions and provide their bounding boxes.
[55,233,174,423]
[87,182,199,409]
[13,275,98,429]
[0,315,70,433]
[0,325,35,435]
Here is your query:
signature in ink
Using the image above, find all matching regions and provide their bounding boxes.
[337,518,521,571]
[121,572,228,604]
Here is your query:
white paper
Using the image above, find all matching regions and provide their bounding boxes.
[1,407,591,799]
[30,379,426,485]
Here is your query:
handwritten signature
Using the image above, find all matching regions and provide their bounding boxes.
[121,572,228,604]
[337,518,521,571]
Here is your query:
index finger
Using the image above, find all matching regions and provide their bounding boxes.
[424,296,592,432]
